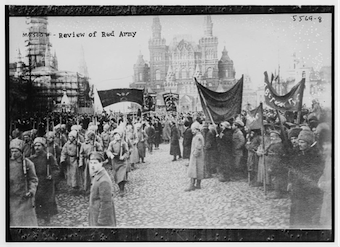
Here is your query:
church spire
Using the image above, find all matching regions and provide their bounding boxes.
[152,16,162,39]
[78,46,89,78]
[203,16,213,37]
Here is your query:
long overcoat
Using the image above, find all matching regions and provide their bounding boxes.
[88,168,116,227]
[10,157,38,226]
[187,132,205,179]
[136,130,147,159]
[289,145,324,228]
[205,128,218,173]
[60,140,82,188]
[170,125,181,156]
[107,140,129,184]
[182,127,193,159]
[29,151,59,219]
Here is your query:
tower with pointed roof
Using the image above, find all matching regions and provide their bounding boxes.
[133,51,150,88]
[218,46,236,89]
[198,16,219,88]
[148,17,169,93]
[15,49,24,77]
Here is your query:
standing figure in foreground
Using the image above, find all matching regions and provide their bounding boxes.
[170,119,181,161]
[107,128,129,197]
[216,121,233,182]
[60,130,82,194]
[185,122,205,191]
[182,120,193,160]
[135,123,147,163]
[29,137,59,225]
[88,152,116,227]
[288,129,324,228]
[9,139,38,227]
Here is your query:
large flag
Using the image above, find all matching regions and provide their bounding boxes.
[195,76,243,123]
[264,71,305,111]
[143,90,157,112]
[246,103,264,130]
[163,92,179,112]
[97,88,144,108]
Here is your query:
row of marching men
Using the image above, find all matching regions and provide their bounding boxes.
[9,118,153,227]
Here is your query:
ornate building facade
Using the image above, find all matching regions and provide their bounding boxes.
[11,17,92,113]
[130,16,237,112]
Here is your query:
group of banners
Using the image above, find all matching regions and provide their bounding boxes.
[97,88,179,112]
[97,71,305,120]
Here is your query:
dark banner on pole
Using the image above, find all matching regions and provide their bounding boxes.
[97,88,144,108]
[195,76,243,123]
[163,93,179,112]
[143,91,157,112]
[264,71,305,112]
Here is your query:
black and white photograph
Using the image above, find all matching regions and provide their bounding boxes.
[6,4,335,242]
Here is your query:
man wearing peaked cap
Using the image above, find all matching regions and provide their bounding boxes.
[22,131,33,158]
[88,150,116,226]
[10,139,38,226]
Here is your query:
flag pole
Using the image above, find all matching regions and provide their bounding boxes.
[296,78,305,124]
[260,102,267,196]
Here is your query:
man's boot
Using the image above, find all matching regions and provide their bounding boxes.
[195,179,201,189]
[184,178,195,192]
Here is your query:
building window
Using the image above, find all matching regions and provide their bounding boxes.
[139,73,143,81]
[302,71,306,78]
[225,70,228,78]
[182,68,186,79]
[207,68,213,78]
[156,85,160,89]
[156,70,161,80]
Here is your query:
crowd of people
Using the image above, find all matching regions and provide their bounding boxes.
[9,100,332,229]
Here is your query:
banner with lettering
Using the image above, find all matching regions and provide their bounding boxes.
[195,76,243,123]
[264,71,305,111]
[163,93,179,112]
[97,88,144,107]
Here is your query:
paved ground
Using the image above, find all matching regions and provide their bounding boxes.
[43,142,291,228]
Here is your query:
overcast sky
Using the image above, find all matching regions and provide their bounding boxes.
[9,13,332,112]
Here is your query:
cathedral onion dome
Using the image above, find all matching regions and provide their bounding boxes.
[136,51,146,65]
[220,46,232,63]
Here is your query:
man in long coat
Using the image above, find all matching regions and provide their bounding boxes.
[79,130,103,194]
[232,119,246,178]
[88,152,116,227]
[216,121,234,182]
[170,119,181,161]
[185,121,205,191]
[153,117,163,150]
[29,137,59,225]
[162,118,171,143]
[10,139,38,227]
[145,121,155,154]
[288,129,324,228]
[182,120,193,159]
[60,130,82,194]
[205,124,218,177]
[88,152,117,227]
[135,123,147,163]
[107,128,129,197]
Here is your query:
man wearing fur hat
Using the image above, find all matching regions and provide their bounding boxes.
[29,137,59,225]
[185,121,205,191]
[79,130,103,194]
[46,131,63,188]
[182,120,193,160]
[216,121,233,182]
[232,119,246,179]
[262,130,287,199]
[10,139,39,226]
[107,128,130,197]
[204,123,218,177]
[170,119,182,161]
[288,129,324,228]
[88,152,116,226]
[22,130,34,158]
[60,130,82,194]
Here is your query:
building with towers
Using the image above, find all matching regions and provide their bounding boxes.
[10,17,92,113]
[130,15,237,112]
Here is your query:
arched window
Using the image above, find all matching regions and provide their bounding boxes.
[182,68,187,79]
[139,73,143,81]
[302,71,306,78]
[207,68,213,78]
[156,70,161,80]
[225,70,229,78]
